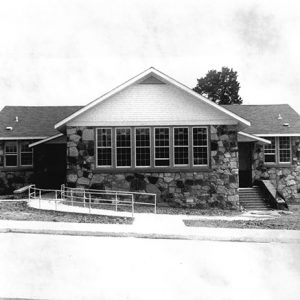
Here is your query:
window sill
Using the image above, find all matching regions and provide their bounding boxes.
[0,166,33,171]
[264,163,292,168]
[94,167,211,173]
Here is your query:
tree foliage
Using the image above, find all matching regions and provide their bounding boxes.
[193,67,243,105]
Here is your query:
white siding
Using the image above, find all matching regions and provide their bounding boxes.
[69,83,238,126]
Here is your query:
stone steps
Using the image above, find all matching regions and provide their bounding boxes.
[239,187,272,211]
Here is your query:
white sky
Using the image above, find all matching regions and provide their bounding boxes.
[0,0,300,112]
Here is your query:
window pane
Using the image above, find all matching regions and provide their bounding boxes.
[136,128,150,166]
[97,129,111,147]
[265,154,276,163]
[174,128,188,146]
[5,142,17,153]
[279,150,290,162]
[6,155,17,167]
[155,128,169,147]
[136,128,150,147]
[21,153,33,166]
[136,148,150,166]
[174,147,189,165]
[193,128,208,166]
[97,148,112,166]
[116,128,131,147]
[155,128,170,166]
[116,148,131,166]
[193,147,208,165]
[116,128,131,167]
[279,137,291,163]
[193,128,207,146]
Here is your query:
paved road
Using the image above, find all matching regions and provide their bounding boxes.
[0,233,299,300]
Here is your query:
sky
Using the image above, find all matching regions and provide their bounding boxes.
[0,0,300,113]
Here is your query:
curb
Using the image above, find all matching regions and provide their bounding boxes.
[1,227,300,243]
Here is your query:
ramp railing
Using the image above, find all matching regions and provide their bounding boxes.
[28,185,157,217]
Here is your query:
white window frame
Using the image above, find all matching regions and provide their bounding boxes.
[263,136,292,165]
[4,141,18,168]
[173,127,189,167]
[278,136,292,164]
[263,136,276,165]
[20,141,33,167]
[154,127,170,167]
[96,128,113,168]
[135,127,151,168]
[192,126,209,167]
[115,127,132,168]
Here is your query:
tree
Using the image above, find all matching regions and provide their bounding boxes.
[193,67,243,105]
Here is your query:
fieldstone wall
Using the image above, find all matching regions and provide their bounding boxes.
[253,137,300,202]
[0,170,34,195]
[66,125,239,209]
[0,142,34,195]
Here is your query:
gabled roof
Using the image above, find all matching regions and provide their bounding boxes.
[0,106,82,139]
[54,67,251,130]
[224,104,300,136]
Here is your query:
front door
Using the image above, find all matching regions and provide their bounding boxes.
[238,142,253,187]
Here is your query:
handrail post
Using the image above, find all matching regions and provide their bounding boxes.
[39,189,41,209]
[131,194,134,218]
[55,190,57,211]
[83,190,86,208]
[28,185,31,201]
[154,194,157,214]
[71,189,73,206]
[115,192,118,212]
[89,193,91,214]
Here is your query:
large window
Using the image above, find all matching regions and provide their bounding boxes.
[174,127,189,166]
[97,128,112,166]
[263,136,291,164]
[135,128,150,167]
[154,128,170,167]
[5,142,18,167]
[116,128,131,167]
[279,137,291,163]
[193,127,208,166]
[96,126,209,169]
[20,141,33,166]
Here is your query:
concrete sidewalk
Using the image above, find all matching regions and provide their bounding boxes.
[1,217,300,243]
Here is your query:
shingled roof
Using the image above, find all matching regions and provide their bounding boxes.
[0,106,82,138]
[223,104,300,135]
[1,104,300,139]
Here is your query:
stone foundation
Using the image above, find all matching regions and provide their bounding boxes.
[66,125,239,209]
[253,137,300,202]
[0,170,34,195]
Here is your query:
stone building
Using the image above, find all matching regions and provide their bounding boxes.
[1,68,300,208]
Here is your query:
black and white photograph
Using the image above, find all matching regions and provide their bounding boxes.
[0,0,300,299]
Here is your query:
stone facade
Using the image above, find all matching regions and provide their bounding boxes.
[66,125,239,209]
[252,137,300,202]
[0,170,34,195]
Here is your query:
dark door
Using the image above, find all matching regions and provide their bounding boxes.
[238,142,253,188]
[33,144,67,189]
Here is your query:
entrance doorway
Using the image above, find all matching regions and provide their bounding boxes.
[238,142,253,188]
[33,144,67,189]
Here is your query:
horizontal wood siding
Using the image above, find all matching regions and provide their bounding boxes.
[68,83,238,127]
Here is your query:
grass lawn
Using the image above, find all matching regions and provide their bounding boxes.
[0,201,133,224]
[184,204,300,230]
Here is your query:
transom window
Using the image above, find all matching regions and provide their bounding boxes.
[96,127,209,169]
[263,136,291,164]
